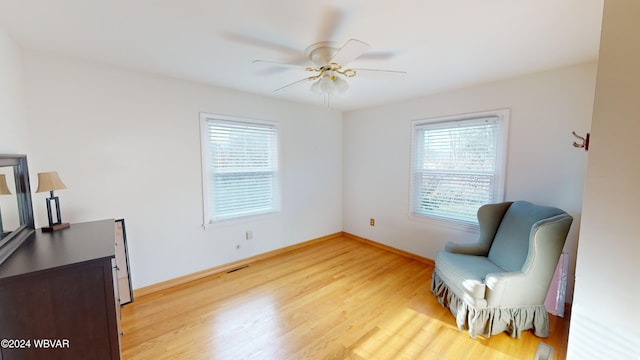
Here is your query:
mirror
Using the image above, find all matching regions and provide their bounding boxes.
[0,154,35,265]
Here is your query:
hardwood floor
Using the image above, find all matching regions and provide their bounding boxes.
[121,236,570,359]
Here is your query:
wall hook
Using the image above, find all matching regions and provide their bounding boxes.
[572,131,590,151]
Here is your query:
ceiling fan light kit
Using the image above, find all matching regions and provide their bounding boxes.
[310,72,349,96]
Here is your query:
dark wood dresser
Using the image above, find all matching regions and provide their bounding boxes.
[0,219,120,360]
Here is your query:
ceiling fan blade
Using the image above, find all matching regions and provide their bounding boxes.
[316,6,348,42]
[331,39,370,66]
[273,77,313,93]
[351,68,408,79]
[253,60,310,76]
[358,50,399,61]
[252,60,309,69]
[224,32,301,55]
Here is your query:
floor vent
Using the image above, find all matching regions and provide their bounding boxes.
[227,265,249,274]
[534,342,554,360]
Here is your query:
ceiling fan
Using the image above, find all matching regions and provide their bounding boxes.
[227,5,405,106]
[252,38,406,102]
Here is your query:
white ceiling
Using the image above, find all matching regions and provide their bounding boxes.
[0,0,604,111]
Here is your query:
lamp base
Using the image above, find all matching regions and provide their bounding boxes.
[42,223,70,232]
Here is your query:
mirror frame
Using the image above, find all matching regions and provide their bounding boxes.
[0,154,35,265]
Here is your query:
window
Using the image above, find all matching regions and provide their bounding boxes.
[410,109,509,225]
[200,114,279,223]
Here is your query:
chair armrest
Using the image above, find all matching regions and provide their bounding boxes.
[462,279,487,299]
[485,271,549,307]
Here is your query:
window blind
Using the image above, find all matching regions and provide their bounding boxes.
[203,118,278,222]
[411,116,502,224]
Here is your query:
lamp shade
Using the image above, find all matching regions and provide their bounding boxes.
[310,73,349,97]
[332,76,349,95]
[36,171,67,193]
[0,174,11,195]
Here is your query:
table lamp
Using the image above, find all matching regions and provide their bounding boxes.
[36,171,70,232]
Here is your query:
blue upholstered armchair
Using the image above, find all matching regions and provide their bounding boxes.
[431,201,573,338]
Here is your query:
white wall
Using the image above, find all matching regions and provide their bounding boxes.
[0,27,27,153]
[343,62,597,302]
[22,52,343,289]
[568,0,640,358]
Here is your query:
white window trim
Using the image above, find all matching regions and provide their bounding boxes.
[200,113,281,228]
[409,108,510,230]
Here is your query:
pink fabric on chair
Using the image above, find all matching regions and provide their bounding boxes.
[544,252,568,317]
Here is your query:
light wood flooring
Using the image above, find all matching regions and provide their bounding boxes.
[121,236,570,359]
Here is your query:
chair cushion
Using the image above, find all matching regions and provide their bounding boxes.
[435,251,505,307]
[487,201,566,272]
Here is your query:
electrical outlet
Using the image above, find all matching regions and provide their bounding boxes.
[370,218,375,226]
[246,231,253,240]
